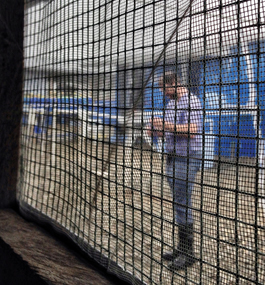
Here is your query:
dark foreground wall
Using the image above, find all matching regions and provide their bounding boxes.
[0,237,48,285]
[0,0,23,208]
[0,209,127,285]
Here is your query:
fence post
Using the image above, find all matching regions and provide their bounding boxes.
[0,0,23,208]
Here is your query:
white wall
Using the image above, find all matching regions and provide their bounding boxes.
[24,0,264,74]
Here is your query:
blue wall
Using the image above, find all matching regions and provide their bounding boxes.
[249,41,265,138]
[211,114,256,157]
[196,45,261,158]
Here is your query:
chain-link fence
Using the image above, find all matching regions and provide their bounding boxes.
[20,0,265,284]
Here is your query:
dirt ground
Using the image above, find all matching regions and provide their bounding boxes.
[19,127,265,285]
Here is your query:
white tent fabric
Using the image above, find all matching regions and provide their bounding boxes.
[24,0,264,74]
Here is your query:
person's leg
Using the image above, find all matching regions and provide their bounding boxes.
[162,156,179,261]
[167,154,201,270]
[173,155,200,225]
[163,155,191,261]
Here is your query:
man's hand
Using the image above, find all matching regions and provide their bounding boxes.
[148,115,199,139]
[146,124,152,137]
[146,117,164,137]
[152,117,164,131]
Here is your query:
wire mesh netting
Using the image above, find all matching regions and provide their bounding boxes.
[20,0,265,284]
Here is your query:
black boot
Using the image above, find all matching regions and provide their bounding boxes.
[162,223,190,261]
[162,247,181,261]
[167,224,196,271]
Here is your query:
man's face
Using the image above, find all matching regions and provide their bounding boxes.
[164,83,176,99]
[162,81,182,99]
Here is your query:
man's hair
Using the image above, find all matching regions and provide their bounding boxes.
[158,71,182,88]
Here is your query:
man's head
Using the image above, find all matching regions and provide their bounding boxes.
[159,71,186,100]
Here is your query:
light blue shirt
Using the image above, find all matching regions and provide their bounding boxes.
[164,93,203,156]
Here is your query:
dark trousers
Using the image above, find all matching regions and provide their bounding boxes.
[166,152,201,225]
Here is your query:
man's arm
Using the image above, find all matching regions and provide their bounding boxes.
[164,121,198,138]
[146,123,164,137]
[152,118,198,139]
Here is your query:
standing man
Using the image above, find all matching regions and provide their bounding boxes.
[147,72,202,271]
